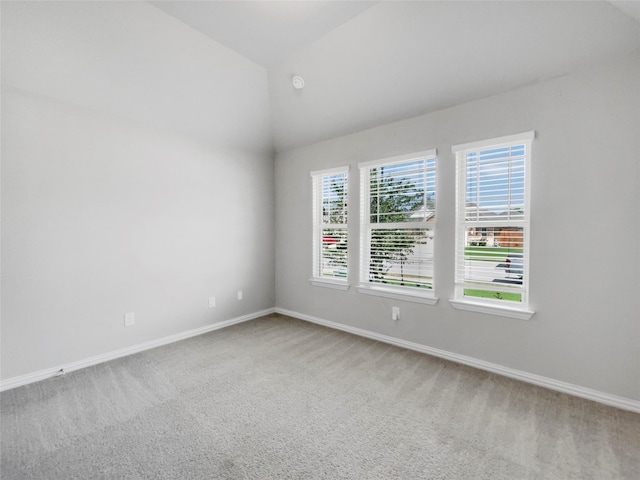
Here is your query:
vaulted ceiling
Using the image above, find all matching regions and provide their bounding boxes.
[4,2,637,154]
[151,1,640,152]
[150,1,377,68]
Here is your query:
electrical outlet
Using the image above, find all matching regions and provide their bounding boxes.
[208,296,216,308]
[392,306,400,322]
[237,290,243,300]
[124,312,135,327]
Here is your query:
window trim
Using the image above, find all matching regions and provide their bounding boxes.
[358,149,438,305]
[310,278,350,291]
[309,166,350,288]
[451,132,534,319]
[449,298,534,320]
[357,285,438,305]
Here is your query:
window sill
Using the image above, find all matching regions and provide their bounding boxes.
[449,299,534,320]
[357,284,438,305]
[309,278,350,291]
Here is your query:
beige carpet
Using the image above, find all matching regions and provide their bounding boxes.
[1,313,639,479]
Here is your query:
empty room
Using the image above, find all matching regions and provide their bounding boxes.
[1,1,639,478]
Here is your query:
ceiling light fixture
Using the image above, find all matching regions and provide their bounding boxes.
[292,75,305,90]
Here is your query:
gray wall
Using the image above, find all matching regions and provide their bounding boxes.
[1,2,275,380]
[275,55,640,401]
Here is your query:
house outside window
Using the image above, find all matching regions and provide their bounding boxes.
[358,150,437,305]
[310,167,349,290]
[451,132,534,319]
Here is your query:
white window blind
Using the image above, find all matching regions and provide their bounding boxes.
[311,167,349,284]
[359,151,436,294]
[453,132,533,307]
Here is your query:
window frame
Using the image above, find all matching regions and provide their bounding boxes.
[358,150,438,305]
[450,132,535,320]
[309,166,350,290]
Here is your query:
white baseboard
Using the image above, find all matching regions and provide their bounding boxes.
[275,307,640,414]
[0,308,275,392]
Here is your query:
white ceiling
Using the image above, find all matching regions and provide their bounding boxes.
[150,1,640,152]
[149,1,377,68]
[610,0,640,22]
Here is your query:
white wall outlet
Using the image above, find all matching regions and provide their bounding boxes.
[392,306,400,322]
[124,312,135,327]
[237,290,243,300]
[208,296,216,308]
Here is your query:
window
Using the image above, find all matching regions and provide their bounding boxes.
[358,150,437,304]
[451,132,534,319]
[310,167,349,289]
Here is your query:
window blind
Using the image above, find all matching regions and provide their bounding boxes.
[453,133,533,304]
[311,167,348,282]
[360,151,436,291]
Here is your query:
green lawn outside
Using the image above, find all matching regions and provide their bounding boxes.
[465,246,523,261]
[464,288,522,302]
